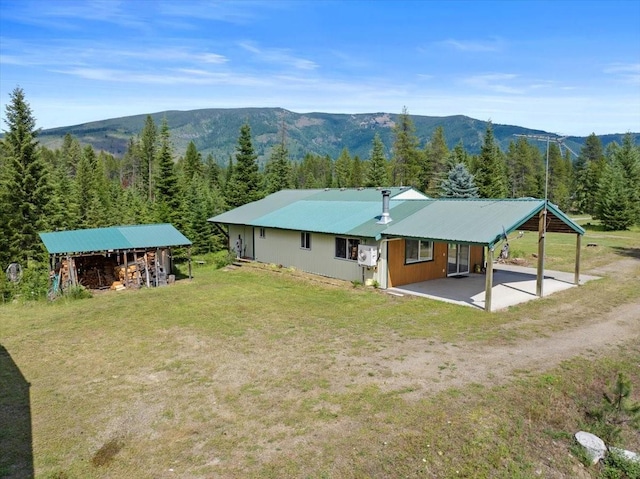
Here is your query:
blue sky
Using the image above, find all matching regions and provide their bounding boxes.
[1,0,639,135]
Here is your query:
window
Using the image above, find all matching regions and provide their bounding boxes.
[301,232,311,250]
[259,227,266,239]
[335,237,360,261]
[405,239,433,263]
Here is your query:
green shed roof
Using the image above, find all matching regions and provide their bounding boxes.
[39,224,192,255]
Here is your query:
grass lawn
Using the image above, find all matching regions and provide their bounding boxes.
[1,226,639,478]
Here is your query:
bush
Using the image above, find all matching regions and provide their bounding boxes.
[63,286,92,301]
[16,261,49,302]
[600,449,640,479]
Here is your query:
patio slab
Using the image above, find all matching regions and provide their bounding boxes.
[387,264,600,312]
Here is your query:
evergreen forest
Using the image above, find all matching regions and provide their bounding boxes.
[2,88,639,278]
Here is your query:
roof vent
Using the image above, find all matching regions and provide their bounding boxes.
[376,189,392,224]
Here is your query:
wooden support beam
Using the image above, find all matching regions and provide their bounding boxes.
[123,251,129,288]
[485,246,494,312]
[536,208,546,297]
[574,234,582,285]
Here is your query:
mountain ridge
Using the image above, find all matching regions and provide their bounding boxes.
[37,108,638,165]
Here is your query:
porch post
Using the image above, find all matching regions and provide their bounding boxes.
[536,208,546,297]
[485,246,494,312]
[574,234,581,285]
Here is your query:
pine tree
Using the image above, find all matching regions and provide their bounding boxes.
[74,145,99,227]
[574,133,606,214]
[334,147,352,187]
[505,137,542,198]
[366,133,390,187]
[181,175,226,253]
[182,140,202,182]
[547,143,571,210]
[391,107,421,187]
[154,119,179,223]
[595,161,634,230]
[139,115,158,201]
[440,163,479,198]
[203,153,222,189]
[226,122,261,208]
[423,126,449,196]
[350,155,364,188]
[473,122,509,198]
[611,133,640,224]
[263,142,293,194]
[0,87,54,264]
[447,141,470,169]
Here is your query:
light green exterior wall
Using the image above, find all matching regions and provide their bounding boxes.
[229,225,254,259]
[252,228,380,284]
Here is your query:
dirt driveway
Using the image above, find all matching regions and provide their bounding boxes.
[331,258,640,400]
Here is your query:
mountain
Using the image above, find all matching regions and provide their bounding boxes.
[37,108,637,166]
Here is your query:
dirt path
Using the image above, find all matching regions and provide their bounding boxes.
[348,301,639,400]
[338,260,640,400]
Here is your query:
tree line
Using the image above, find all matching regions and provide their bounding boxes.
[2,89,639,271]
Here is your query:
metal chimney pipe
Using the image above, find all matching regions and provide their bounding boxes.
[377,189,392,224]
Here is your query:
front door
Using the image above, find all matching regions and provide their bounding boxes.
[447,243,470,276]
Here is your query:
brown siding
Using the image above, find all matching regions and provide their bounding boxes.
[470,245,484,272]
[388,240,448,287]
[388,241,486,287]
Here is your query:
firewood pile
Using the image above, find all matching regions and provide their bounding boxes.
[54,250,169,292]
[76,257,117,289]
[111,252,166,289]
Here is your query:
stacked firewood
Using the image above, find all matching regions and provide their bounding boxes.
[77,257,116,289]
[113,261,146,288]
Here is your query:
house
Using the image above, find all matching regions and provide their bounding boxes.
[39,224,192,291]
[208,188,585,311]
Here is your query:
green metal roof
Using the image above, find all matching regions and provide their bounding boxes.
[210,189,320,225]
[209,188,584,246]
[383,199,538,246]
[39,224,192,255]
[208,187,423,226]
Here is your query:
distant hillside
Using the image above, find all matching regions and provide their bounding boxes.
[37,108,638,166]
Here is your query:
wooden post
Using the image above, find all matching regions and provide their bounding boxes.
[123,251,129,288]
[536,208,546,297]
[574,234,582,285]
[155,248,159,287]
[188,246,192,280]
[485,246,494,312]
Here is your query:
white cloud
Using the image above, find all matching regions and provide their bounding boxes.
[604,63,640,85]
[238,41,318,71]
[461,73,523,94]
[438,37,504,52]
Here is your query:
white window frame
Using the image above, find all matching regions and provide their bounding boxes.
[405,239,434,264]
[301,232,311,250]
[335,236,360,261]
[259,227,266,239]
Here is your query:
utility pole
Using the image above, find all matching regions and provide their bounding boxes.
[514,134,574,297]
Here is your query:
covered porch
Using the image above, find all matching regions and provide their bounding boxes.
[388,264,600,312]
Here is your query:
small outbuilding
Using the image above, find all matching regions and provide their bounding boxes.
[39,224,192,292]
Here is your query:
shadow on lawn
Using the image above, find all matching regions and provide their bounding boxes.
[0,345,33,479]
[611,247,640,260]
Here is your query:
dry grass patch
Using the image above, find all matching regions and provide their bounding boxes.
[0,229,638,478]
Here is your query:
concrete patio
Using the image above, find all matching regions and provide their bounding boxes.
[387,263,600,312]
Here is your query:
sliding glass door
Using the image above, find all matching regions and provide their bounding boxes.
[447,243,470,276]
